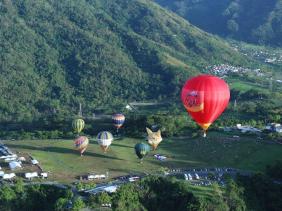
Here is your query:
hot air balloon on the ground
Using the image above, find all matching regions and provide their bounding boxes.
[134,143,151,162]
[97,131,113,153]
[181,75,230,137]
[146,127,162,150]
[112,113,125,133]
[72,118,85,135]
[74,136,89,156]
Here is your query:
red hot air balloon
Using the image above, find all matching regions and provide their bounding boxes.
[181,75,230,137]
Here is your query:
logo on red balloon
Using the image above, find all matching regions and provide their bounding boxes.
[184,91,204,112]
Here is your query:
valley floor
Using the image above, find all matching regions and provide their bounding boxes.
[2,131,282,184]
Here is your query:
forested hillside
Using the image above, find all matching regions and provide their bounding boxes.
[155,0,282,46]
[0,0,249,121]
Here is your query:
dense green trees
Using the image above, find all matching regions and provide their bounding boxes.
[96,192,112,205]
[112,184,145,211]
[76,182,96,191]
[200,183,229,211]
[266,161,282,180]
[124,112,196,137]
[72,198,85,211]
[54,198,69,211]
[0,185,17,210]
[0,0,252,123]
[155,0,282,46]
[137,176,200,211]
[225,179,246,211]
[0,183,73,211]
[0,171,280,210]
[238,174,282,211]
[88,176,202,210]
[87,176,250,211]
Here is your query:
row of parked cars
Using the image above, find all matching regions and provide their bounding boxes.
[184,173,199,181]
[170,167,236,173]
[114,174,141,182]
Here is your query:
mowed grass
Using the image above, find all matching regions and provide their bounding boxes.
[3,132,282,183]
[185,185,217,200]
[162,134,282,171]
[228,79,266,92]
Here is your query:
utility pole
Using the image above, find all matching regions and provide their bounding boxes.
[78,103,82,117]
[234,99,237,110]
[269,77,273,92]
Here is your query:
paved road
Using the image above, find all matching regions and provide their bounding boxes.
[81,167,253,195]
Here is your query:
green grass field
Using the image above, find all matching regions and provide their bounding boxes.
[3,132,282,183]
[185,185,217,200]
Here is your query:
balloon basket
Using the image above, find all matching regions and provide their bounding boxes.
[203,130,207,138]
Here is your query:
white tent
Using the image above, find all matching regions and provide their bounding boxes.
[31,159,39,165]
[9,161,22,170]
[88,174,106,180]
[25,172,38,179]
[0,154,17,160]
[5,157,17,162]
[104,185,118,193]
[41,172,48,178]
[3,173,16,180]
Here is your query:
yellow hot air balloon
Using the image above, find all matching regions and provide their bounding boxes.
[72,118,85,134]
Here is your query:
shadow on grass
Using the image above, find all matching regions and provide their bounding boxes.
[111,143,134,149]
[6,144,124,160]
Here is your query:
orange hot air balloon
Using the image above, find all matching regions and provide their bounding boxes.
[181,75,230,137]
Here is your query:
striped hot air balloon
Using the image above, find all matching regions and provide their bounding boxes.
[112,113,125,132]
[74,136,89,156]
[97,131,113,153]
[72,118,85,134]
[134,143,151,162]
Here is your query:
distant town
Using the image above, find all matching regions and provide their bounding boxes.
[207,64,265,77]
[231,42,282,65]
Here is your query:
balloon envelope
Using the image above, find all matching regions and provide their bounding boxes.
[72,118,85,134]
[181,74,230,132]
[134,143,151,160]
[112,113,125,129]
[74,136,89,155]
[146,127,162,150]
[97,131,113,152]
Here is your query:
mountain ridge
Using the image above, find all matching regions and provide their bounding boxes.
[0,0,251,121]
[155,0,282,46]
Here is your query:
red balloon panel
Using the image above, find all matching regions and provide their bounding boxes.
[181,75,230,130]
